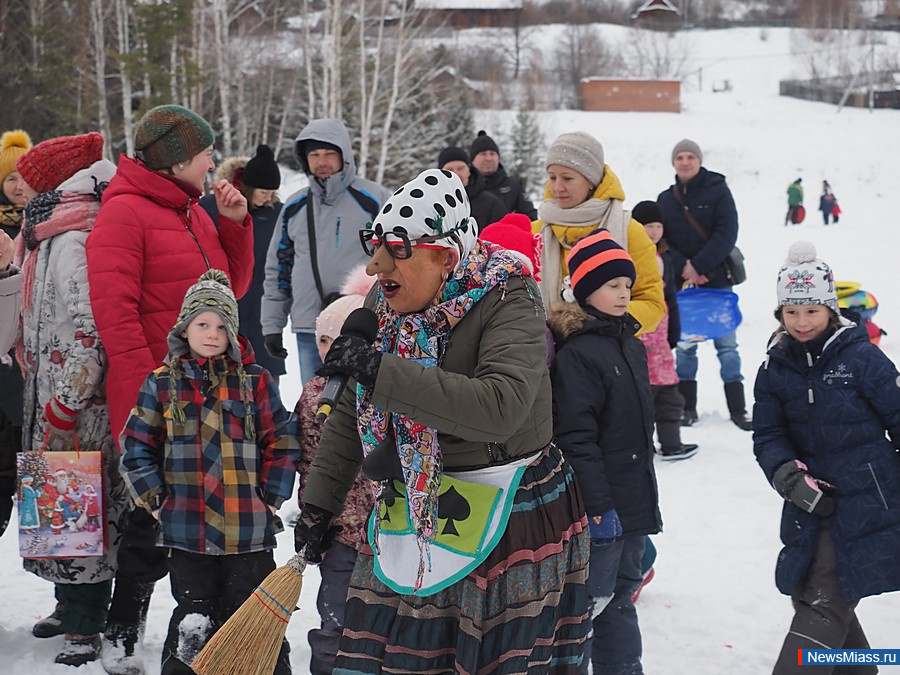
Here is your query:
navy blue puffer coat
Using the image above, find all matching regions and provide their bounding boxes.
[753,322,900,601]
[657,167,738,289]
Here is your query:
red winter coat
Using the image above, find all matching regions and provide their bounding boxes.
[86,155,253,444]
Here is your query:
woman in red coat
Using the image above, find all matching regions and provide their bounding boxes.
[84,104,252,674]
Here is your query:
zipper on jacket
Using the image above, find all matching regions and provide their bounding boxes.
[806,351,814,404]
[868,463,889,510]
[335,217,341,248]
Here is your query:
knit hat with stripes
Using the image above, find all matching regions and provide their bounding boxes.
[134,105,214,170]
[566,228,635,304]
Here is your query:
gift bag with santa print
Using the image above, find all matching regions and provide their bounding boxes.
[16,442,107,558]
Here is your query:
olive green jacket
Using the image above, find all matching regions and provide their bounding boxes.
[303,275,552,516]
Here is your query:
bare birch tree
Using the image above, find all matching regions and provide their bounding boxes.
[90,0,112,155]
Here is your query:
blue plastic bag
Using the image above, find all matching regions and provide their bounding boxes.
[677,287,742,342]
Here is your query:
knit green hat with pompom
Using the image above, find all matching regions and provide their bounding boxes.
[168,269,240,362]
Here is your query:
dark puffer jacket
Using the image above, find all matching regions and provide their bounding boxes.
[466,169,506,233]
[483,164,537,220]
[549,303,662,536]
[657,167,738,289]
[753,322,900,601]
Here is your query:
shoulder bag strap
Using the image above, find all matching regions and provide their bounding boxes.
[670,185,708,242]
[305,192,327,305]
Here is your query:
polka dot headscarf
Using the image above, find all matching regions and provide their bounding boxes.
[369,169,478,271]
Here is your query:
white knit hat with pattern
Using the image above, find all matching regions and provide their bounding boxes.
[776,241,838,312]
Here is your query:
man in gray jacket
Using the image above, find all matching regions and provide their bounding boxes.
[262,119,390,383]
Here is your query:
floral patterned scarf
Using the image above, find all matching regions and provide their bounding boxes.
[356,240,531,591]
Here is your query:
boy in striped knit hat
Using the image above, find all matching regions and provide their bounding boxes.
[548,228,661,675]
[119,269,299,674]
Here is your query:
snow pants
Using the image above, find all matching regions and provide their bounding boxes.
[161,548,291,675]
[583,535,646,675]
[773,525,877,675]
[650,384,685,448]
[309,540,358,675]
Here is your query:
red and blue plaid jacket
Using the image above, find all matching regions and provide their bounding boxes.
[120,342,299,555]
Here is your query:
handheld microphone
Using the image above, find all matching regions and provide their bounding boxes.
[315,307,378,422]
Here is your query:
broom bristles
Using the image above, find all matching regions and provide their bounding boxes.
[192,554,305,675]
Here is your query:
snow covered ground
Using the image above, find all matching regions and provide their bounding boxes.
[1,25,898,674]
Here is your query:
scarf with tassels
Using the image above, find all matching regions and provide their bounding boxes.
[356,240,532,591]
[14,191,102,311]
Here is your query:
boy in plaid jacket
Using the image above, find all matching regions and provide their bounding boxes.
[120,269,299,675]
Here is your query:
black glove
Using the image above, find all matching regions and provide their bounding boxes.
[316,333,381,388]
[294,503,342,563]
[772,460,835,517]
[264,333,288,359]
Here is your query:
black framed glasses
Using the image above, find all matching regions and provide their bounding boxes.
[359,228,452,260]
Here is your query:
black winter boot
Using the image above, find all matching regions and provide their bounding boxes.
[678,380,698,426]
[724,381,753,431]
[659,444,699,461]
[102,578,156,675]
[33,602,65,638]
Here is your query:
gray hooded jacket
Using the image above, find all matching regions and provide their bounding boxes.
[261,119,390,334]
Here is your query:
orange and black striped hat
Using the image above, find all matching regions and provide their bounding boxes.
[566,228,635,304]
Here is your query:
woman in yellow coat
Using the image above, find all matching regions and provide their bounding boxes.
[533,131,664,333]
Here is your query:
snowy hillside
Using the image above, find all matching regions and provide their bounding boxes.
[1,25,898,675]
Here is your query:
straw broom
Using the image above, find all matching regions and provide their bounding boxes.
[191,553,307,675]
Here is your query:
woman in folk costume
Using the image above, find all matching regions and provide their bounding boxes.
[296,168,591,674]
[0,129,31,541]
[13,132,130,667]
[532,131,664,334]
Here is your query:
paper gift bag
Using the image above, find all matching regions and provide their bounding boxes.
[17,448,106,558]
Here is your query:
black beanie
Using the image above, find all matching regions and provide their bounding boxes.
[437,146,469,168]
[470,130,500,159]
[302,139,342,158]
[631,200,664,226]
[242,144,281,189]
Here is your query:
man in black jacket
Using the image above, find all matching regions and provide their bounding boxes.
[469,131,537,220]
[656,139,752,431]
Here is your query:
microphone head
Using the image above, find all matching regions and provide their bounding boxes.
[340,307,378,342]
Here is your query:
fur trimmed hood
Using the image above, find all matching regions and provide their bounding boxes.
[215,156,249,185]
[548,301,588,339]
[215,155,278,208]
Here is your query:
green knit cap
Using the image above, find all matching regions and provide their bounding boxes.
[134,104,215,170]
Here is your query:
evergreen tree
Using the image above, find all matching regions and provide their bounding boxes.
[508,105,544,202]
[440,78,475,150]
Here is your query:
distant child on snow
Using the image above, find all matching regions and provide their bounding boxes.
[753,242,900,673]
[549,228,661,674]
[294,265,376,675]
[120,270,299,675]
[819,180,837,225]
[785,178,804,226]
[631,201,698,462]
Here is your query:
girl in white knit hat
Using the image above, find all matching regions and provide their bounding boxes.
[753,242,900,673]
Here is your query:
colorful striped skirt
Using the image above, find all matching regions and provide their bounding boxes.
[334,443,590,674]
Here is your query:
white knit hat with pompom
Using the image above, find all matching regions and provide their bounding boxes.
[776,241,838,312]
